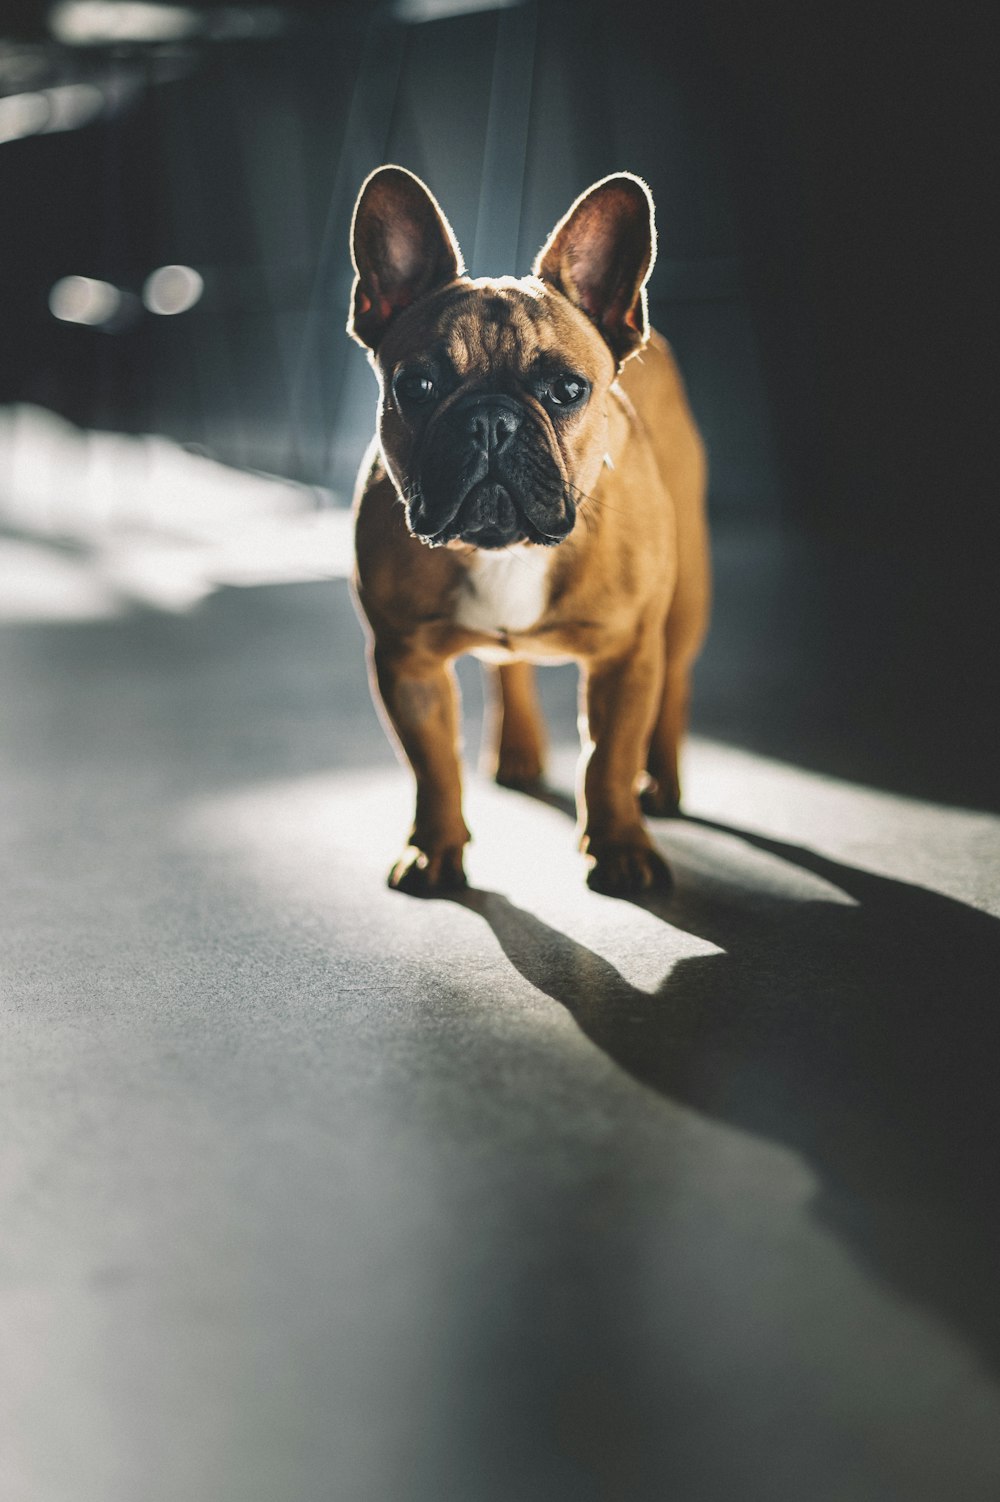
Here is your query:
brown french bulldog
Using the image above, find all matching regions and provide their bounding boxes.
[347,165,710,895]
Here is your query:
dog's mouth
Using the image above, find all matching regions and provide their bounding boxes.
[414,479,574,550]
[451,480,524,548]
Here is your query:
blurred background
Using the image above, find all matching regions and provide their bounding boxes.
[0,0,995,808]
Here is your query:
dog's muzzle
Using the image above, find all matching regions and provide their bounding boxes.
[450,394,526,546]
[411,393,574,549]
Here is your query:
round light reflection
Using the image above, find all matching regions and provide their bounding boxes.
[142,264,203,316]
[49,275,122,327]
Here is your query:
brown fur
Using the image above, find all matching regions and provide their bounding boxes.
[348,167,710,895]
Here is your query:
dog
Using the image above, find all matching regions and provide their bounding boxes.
[347,165,710,895]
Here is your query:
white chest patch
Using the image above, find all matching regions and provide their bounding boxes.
[453,545,553,635]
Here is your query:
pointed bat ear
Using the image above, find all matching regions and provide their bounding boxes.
[347,165,464,351]
[533,172,656,365]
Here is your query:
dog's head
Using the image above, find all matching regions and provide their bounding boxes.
[347,166,656,549]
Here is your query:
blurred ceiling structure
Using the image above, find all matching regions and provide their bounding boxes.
[0,0,992,557]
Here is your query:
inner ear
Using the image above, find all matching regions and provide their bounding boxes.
[534,173,655,364]
[348,166,464,351]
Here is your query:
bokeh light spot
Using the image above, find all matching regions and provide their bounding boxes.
[142,264,204,316]
[49,275,122,327]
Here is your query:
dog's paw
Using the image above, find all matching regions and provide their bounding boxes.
[586,840,672,896]
[388,844,467,896]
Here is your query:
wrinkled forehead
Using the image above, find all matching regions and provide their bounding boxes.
[435,281,570,374]
[380,276,610,379]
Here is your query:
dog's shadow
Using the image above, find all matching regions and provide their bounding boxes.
[448,795,1000,1372]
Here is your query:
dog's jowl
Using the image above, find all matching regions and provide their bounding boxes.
[347,165,710,895]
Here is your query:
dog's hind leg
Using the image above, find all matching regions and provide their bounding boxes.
[642,499,711,816]
[482,660,547,789]
[641,660,690,817]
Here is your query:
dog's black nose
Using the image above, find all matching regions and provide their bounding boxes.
[460,396,523,457]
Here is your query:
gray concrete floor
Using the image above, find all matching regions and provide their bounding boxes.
[2,526,999,1502]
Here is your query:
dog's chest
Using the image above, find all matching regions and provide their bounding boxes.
[453,546,553,635]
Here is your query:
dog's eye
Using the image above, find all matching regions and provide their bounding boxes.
[394,370,437,406]
[548,374,589,409]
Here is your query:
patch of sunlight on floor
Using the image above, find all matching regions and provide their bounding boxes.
[0,536,126,622]
[0,405,354,618]
[178,746,913,1003]
[682,736,1000,913]
[178,734,1000,994]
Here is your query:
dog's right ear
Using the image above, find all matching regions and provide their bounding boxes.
[348,166,464,351]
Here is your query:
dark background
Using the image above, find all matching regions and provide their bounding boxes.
[1,0,996,803]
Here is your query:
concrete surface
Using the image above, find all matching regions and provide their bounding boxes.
[2,527,999,1502]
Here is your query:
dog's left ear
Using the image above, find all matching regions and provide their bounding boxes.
[534,172,655,365]
[348,165,465,351]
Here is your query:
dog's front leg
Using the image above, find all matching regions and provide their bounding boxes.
[372,644,470,894]
[579,618,671,895]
